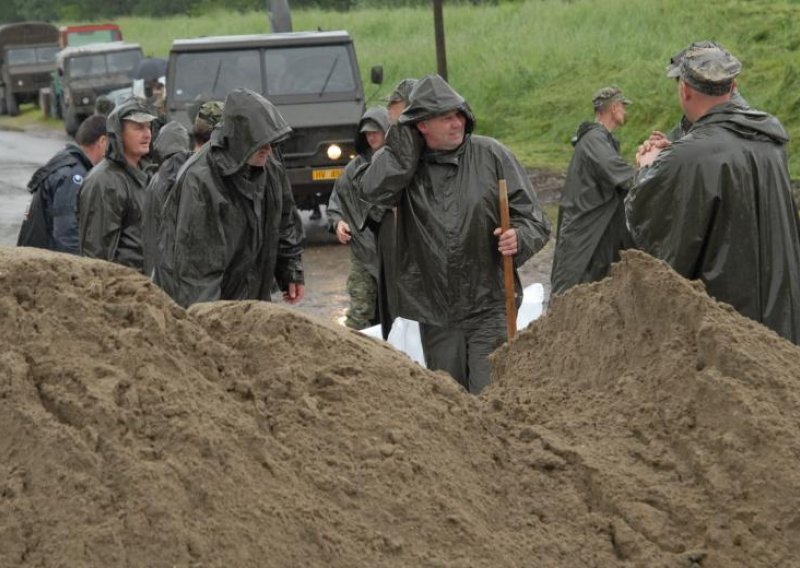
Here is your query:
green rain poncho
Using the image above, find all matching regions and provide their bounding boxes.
[627,102,800,344]
[155,89,304,308]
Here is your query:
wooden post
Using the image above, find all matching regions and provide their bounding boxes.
[498,179,516,340]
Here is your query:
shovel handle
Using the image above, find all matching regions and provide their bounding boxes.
[498,179,516,340]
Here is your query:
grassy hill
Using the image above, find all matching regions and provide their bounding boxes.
[107,0,800,175]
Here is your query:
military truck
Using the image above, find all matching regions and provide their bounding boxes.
[48,24,125,118]
[165,31,382,212]
[0,22,59,116]
[55,42,143,136]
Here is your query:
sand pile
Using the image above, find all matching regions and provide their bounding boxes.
[3,247,799,568]
[0,247,613,567]
[487,250,800,567]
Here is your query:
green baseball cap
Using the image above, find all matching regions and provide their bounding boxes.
[592,86,632,109]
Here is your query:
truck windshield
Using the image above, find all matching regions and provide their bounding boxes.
[171,44,357,102]
[172,49,261,102]
[68,50,142,78]
[265,45,355,96]
[7,46,59,66]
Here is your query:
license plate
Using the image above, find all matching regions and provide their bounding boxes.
[312,168,343,181]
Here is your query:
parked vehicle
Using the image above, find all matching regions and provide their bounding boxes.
[166,31,383,212]
[0,22,59,116]
[56,42,143,136]
[49,24,124,118]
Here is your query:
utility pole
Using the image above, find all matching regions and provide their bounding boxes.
[432,0,447,81]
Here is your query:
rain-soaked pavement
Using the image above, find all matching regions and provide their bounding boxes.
[0,125,555,327]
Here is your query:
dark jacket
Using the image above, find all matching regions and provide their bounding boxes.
[626,102,800,344]
[141,121,192,276]
[360,74,551,328]
[551,122,634,294]
[155,88,304,308]
[326,106,390,278]
[17,144,93,254]
[78,98,153,272]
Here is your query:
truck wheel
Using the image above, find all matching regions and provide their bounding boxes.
[65,106,81,137]
[6,90,19,116]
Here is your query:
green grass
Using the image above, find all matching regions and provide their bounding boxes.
[0,103,64,132]
[47,0,800,177]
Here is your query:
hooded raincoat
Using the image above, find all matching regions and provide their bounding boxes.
[326,106,391,277]
[155,89,304,308]
[360,75,551,329]
[141,121,192,276]
[551,122,634,294]
[626,102,800,344]
[78,98,153,272]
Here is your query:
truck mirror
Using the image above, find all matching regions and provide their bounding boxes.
[370,65,383,85]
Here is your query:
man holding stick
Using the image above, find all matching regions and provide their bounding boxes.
[360,74,550,394]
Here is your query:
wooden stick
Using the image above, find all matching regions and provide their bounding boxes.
[498,179,516,340]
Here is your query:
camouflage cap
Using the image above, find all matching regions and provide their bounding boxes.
[122,110,157,124]
[94,95,115,117]
[592,86,632,110]
[385,78,418,104]
[194,100,224,129]
[680,46,741,96]
[666,40,721,78]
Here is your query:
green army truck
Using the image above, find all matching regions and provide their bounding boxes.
[165,31,382,212]
[0,22,59,116]
[56,42,143,136]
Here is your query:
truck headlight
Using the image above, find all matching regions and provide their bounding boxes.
[82,96,90,105]
[326,144,342,161]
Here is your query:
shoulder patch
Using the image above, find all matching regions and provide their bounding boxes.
[72,174,84,185]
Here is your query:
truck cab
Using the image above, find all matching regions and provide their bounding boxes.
[166,31,381,212]
[56,42,143,136]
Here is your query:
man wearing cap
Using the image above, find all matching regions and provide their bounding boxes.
[155,88,305,308]
[663,41,749,142]
[79,97,155,272]
[360,74,551,394]
[627,46,800,344]
[551,86,635,295]
[327,107,390,329]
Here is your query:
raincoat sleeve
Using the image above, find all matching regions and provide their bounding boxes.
[274,169,305,290]
[585,136,634,194]
[359,123,424,209]
[326,176,345,233]
[79,181,126,262]
[499,147,551,266]
[625,145,715,277]
[171,177,227,307]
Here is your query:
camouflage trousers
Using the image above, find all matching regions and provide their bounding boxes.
[346,253,378,330]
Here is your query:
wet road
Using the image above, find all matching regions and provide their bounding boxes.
[0,129,69,246]
[0,127,553,326]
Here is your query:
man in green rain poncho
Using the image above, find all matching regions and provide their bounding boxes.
[155,88,305,308]
[359,74,551,394]
[551,86,635,295]
[627,46,800,344]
